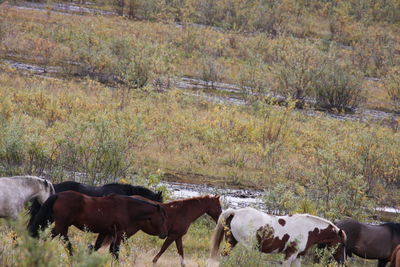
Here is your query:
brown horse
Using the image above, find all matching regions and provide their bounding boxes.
[94,195,222,266]
[391,245,400,267]
[29,191,168,258]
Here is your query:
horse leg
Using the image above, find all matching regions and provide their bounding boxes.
[52,224,72,255]
[152,236,175,265]
[109,233,123,259]
[377,259,388,267]
[88,233,107,252]
[175,237,185,267]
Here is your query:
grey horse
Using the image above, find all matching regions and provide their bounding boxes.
[0,176,55,219]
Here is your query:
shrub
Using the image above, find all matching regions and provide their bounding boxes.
[312,62,364,111]
[219,243,265,267]
[0,120,25,176]
[237,56,269,97]
[53,118,137,184]
[384,67,400,112]
[351,30,397,77]
[200,56,223,89]
[272,41,324,107]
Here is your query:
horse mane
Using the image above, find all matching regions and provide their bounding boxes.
[382,222,400,235]
[118,194,161,208]
[103,183,152,193]
[10,175,47,182]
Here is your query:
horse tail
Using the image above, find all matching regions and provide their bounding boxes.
[29,194,58,237]
[209,208,236,260]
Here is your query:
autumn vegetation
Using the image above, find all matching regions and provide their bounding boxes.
[0,0,399,266]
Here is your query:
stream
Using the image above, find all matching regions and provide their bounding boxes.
[160,181,400,217]
[160,181,265,210]
[9,1,116,16]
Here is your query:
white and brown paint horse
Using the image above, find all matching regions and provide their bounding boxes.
[0,176,55,219]
[209,207,346,267]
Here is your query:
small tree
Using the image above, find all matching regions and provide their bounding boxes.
[312,62,364,111]
[384,67,400,112]
[273,42,325,107]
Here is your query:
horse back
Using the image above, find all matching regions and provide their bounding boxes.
[53,191,128,232]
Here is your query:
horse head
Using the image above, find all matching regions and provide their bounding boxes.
[206,195,222,223]
[37,179,55,204]
[332,229,347,263]
[139,203,168,239]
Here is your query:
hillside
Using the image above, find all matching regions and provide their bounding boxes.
[0,0,399,266]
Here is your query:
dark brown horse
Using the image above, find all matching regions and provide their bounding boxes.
[94,195,222,266]
[29,191,168,258]
[334,219,400,267]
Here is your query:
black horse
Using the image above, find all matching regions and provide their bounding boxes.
[332,219,400,267]
[28,181,163,234]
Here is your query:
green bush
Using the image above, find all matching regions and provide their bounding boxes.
[219,243,265,267]
[312,62,364,111]
[273,41,324,107]
[200,56,223,89]
[384,67,400,112]
[0,120,25,176]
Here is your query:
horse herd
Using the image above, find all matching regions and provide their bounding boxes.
[0,176,399,267]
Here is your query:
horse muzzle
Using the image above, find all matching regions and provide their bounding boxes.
[158,232,168,239]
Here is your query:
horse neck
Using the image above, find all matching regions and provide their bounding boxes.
[166,198,210,222]
[17,177,44,201]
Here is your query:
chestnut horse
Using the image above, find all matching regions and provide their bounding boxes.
[391,245,400,267]
[29,191,168,258]
[209,207,346,267]
[93,195,222,266]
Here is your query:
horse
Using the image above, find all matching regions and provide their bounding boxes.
[209,207,346,267]
[93,195,222,266]
[391,245,400,267]
[332,219,400,267]
[28,180,163,231]
[0,176,55,219]
[29,190,168,258]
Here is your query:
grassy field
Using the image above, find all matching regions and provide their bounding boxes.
[0,214,380,267]
[0,0,399,265]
